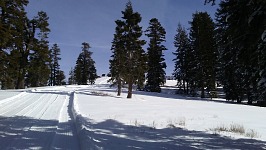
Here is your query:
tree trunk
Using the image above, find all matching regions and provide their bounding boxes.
[16,55,27,89]
[201,66,205,98]
[183,80,186,94]
[237,97,241,103]
[201,80,205,98]
[127,80,133,98]
[16,70,25,89]
[247,90,252,105]
[186,82,189,95]
[117,78,122,96]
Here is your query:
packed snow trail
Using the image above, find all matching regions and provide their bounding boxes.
[0,91,80,150]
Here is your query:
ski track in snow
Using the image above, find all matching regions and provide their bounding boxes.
[0,89,80,150]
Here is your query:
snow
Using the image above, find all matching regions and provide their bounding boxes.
[0,89,79,149]
[0,90,23,101]
[0,77,265,149]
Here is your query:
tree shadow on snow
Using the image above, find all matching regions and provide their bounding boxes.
[0,116,79,149]
[78,117,266,150]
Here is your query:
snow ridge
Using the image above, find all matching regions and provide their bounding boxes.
[70,92,98,150]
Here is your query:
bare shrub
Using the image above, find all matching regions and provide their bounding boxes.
[229,124,245,135]
[209,124,228,133]
[177,117,186,126]
[134,119,139,127]
[209,123,260,139]
[245,129,260,139]
[166,119,176,128]
[167,123,176,128]
[149,121,157,130]
[166,117,186,128]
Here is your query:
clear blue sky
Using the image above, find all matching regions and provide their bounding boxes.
[26,0,217,79]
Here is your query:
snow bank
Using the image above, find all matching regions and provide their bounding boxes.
[70,92,102,150]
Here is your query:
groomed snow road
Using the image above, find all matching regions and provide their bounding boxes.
[0,89,80,150]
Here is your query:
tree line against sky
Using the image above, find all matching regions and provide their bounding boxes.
[0,0,97,89]
[109,0,266,104]
[0,0,265,105]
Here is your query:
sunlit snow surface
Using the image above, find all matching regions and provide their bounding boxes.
[72,78,266,149]
[0,77,265,149]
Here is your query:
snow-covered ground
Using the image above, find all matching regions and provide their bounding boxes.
[0,77,265,149]
[0,90,24,101]
[0,88,79,149]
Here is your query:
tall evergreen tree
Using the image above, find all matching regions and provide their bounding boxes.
[0,0,31,89]
[109,20,126,96]
[189,12,217,98]
[258,39,266,103]
[0,0,52,89]
[216,0,266,104]
[49,43,61,86]
[215,1,244,102]
[173,23,191,94]
[118,1,146,98]
[26,11,51,87]
[14,10,38,89]
[145,18,167,92]
[68,67,75,85]
[74,42,97,85]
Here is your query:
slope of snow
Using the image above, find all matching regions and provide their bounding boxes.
[71,78,266,149]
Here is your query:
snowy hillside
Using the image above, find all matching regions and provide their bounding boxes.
[0,77,265,149]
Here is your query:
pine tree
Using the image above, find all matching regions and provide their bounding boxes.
[215,0,266,104]
[0,1,52,89]
[0,51,7,89]
[109,20,126,96]
[88,63,97,84]
[74,42,97,85]
[0,0,29,50]
[258,40,266,103]
[15,12,38,89]
[68,67,75,85]
[49,43,61,86]
[5,50,21,89]
[26,11,51,87]
[118,1,146,98]
[173,24,194,94]
[145,18,167,92]
[2,0,31,89]
[0,0,19,88]
[56,70,65,85]
[215,1,244,102]
[189,12,217,98]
